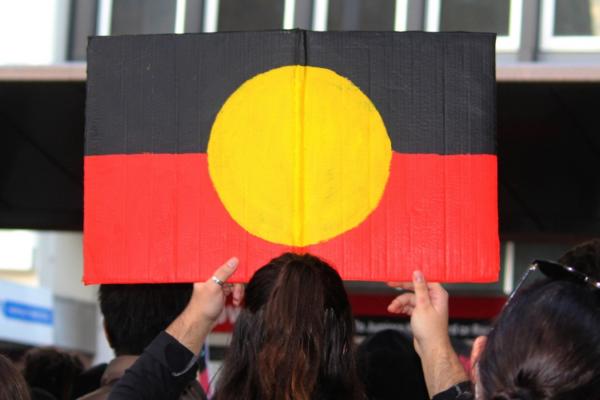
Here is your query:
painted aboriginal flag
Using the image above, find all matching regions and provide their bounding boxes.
[84,30,498,284]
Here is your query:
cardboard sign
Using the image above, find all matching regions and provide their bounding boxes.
[84,30,498,284]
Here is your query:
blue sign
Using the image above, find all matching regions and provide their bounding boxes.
[2,301,53,325]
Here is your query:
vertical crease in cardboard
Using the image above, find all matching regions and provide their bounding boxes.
[173,37,179,281]
[441,39,449,280]
[292,32,308,247]
[120,38,129,280]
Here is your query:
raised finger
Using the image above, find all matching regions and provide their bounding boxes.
[413,271,431,307]
[209,257,239,284]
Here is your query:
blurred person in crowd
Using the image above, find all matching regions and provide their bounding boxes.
[23,348,83,400]
[0,354,30,400]
[108,254,365,400]
[76,283,206,400]
[389,259,600,400]
[356,329,428,400]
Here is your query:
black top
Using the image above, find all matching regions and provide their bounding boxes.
[110,330,472,400]
[432,381,474,400]
[108,332,201,400]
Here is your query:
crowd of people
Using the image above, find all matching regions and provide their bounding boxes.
[1,239,600,400]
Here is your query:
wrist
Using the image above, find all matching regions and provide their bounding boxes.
[418,337,469,397]
[183,303,218,327]
[166,306,213,355]
[415,332,453,358]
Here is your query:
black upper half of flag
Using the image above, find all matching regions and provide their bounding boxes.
[85,30,496,156]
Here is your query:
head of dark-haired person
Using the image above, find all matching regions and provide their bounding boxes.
[356,329,428,400]
[477,269,600,399]
[23,348,83,400]
[74,283,198,399]
[214,252,364,400]
[0,354,30,400]
[99,283,193,355]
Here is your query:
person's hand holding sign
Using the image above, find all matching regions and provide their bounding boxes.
[166,257,243,355]
[387,271,449,356]
[109,259,243,400]
[387,271,468,398]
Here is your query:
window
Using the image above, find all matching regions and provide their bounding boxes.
[110,0,177,35]
[68,0,192,60]
[67,0,97,61]
[94,0,188,36]
[327,0,396,31]
[541,0,600,51]
[313,0,407,31]
[201,0,288,32]
[426,0,523,52]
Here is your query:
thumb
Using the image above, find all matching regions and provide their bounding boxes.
[209,257,239,284]
[413,270,431,307]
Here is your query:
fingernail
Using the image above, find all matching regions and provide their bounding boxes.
[413,270,424,283]
[227,257,239,268]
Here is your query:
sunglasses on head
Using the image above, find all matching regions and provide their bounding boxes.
[507,259,600,305]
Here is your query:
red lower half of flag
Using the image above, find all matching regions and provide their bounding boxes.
[84,152,498,283]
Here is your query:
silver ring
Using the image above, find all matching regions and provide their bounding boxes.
[211,276,225,287]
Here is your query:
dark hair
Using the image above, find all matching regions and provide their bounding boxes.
[478,279,600,400]
[0,354,30,400]
[356,330,429,400]
[558,238,600,277]
[22,348,83,400]
[215,253,364,400]
[99,283,192,355]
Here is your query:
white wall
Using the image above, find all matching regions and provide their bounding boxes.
[94,308,114,364]
[36,232,103,354]
[37,231,96,302]
[0,0,70,65]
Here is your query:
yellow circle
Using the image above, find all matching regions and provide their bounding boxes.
[208,65,391,246]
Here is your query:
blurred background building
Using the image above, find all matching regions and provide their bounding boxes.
[0,0,600,377]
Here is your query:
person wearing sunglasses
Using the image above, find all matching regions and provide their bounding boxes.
[389,260,600,400]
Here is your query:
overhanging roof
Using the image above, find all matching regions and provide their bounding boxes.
[4,63,600,82]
